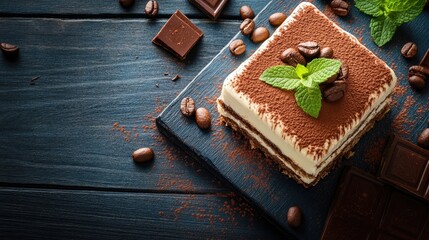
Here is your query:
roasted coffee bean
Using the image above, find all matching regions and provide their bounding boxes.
[132,147,154,163]
[229,39,246,56]
[180,97,196,117]
[325,73,338,84]
[409,65,429,77]
[195,108,211,130]
[145,0,159,17]
[268,12,287,27]
[119,0,135,8]
[240,18,255,36]
[240,5,254,19]
[0,43,19,58]
[330,0,350,17]
[401,42,418,58]
[251,27,270,43]
[337,62,349,80]
[417,128,429,149]
[297,41,320,58]
[280,48,306,67]
[323,80,346,102]
[320,47,334,58]
[408,75,426,90]
[287,206,302,228]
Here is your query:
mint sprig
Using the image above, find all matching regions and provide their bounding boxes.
[355,0,426,47]
[260,58,341,118]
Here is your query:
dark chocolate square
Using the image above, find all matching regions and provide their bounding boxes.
[188,0,229,20]
[152,10,204,60]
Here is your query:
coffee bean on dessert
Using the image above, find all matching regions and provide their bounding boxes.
[297,41,320,58]
[280,48,306,67]
[132,147,154,163]
[195,107,211,130]
[408,75,426,90]
[330,0,350,17]
[268,12,287,27]
[229,39,246,56]
[320,47,334,58]
[251,27,270,43]
[0,43,19,58]
[240,18,255,36]
[119,0,135,8]
[240,5,254,19]
[325,73,338,84]
[145,0,159,17]
[417,128,429,149]
[180,97,196,117]
[401,42,418,58]
[337,62,349,80]
[287,206,302,228]
[323,80,346,102]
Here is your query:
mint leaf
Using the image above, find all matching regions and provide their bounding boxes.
[295,64,309,79]
[370,16,397,47]
[307,58,342,84]
[355,0,382,17]
[260,65,302,90]
[389,0,426,25]
[295,86,322,118]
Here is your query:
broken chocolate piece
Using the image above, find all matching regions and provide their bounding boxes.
[188,0,229,20]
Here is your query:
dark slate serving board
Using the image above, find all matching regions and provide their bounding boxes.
[156,1,429,238]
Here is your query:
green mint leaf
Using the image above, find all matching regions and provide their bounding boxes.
[306,58,342,84]
[355,0,383,17]
[388,0,426,25]
[295,86,322,118]
[295,64,309,79]
[370,16,397,47]
[260,65,302,90]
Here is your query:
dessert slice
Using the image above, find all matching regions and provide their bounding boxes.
[217,2,397,187]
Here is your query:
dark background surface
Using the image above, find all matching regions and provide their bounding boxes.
[0,0,428,239]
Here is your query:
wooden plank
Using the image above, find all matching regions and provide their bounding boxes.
[0,0,268,19]
[0,187,283,239]
[0,18,248,191]
[156,0,429,238]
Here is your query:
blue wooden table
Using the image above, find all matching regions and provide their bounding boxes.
[1,1,428,239]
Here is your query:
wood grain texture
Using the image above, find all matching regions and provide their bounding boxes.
[156,0,429,239]
[0,187,282,239]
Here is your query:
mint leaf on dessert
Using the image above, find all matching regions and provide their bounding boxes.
[295,64,309,79]
[355,0,382,17]
[307,58,342,84]
[260,65,301,90]
[370,16,397,47]
[295,85,322,118]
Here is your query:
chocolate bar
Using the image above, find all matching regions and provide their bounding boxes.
[420,48,429,68]
[379,134,429,202]
[321,167,429,239]
[152,10,203,60]
[188,0,229,20]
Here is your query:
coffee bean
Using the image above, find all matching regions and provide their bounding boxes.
[132,147,154,163]
[180,97,196,117]
[229,39,246,56]
[323,80,346,102]
[195,108,211,130]
[287,206,302,228]
[417,128,429,149]
[269,12,287,27]
[280,48,306,67]
[330,0,350,17]
[240,18,255,36]
[325,73,338,84]
[251,27,270,43]
[145,0,159,17]
[297,41,320,58]
[401,42,418,58]
[0,43,19,59]
[119,0,135,8]
[240,5,254,19]
[337,62,349,80]
[320,47,334,58]
[408,75,426,90]
[409,65,429,77]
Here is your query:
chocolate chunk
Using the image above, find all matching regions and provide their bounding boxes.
[188,0,229,20]
[379,135,429,201]
[419,48,429,68]
[152,10,204,60]
[401,42,418,58]
[418,128,429,149]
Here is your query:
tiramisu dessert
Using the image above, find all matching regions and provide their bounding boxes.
[217,2,397,187]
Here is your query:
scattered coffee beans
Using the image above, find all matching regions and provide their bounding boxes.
[145,0,159,17]
[240,18,255,36]
[417,128,429,149]
[195,107,211,130]
[297,41,320,58]
[280,48,306,67]
[268,12,287,27]
[240,5,254,19]
[409,65,429,76]
[229,39,246,56]
[408,75,426,90]
[180,97,196,117]
[320,47,334,58]
[251,27,270,43]
[401,42,418,58]
[132,147,154,163]
[330,0,350,17]
[119,0,135,8]
[287,206,302,228]
[0,43,19,59]
[323,80,346,102]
